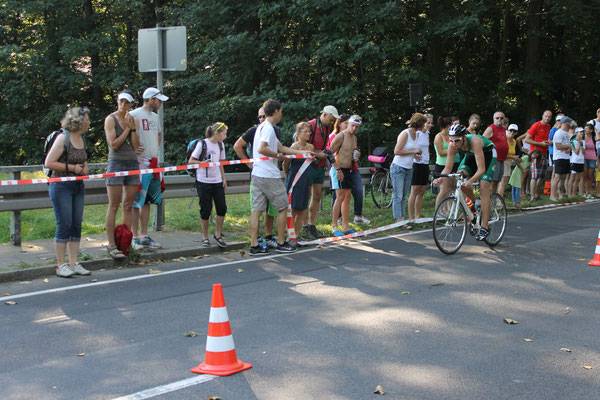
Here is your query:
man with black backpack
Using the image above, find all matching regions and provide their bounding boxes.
[302,105,340,240]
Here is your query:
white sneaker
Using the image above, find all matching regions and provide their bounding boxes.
[72,263,91,276]
[56,263,75,278]
[354,216,371,224]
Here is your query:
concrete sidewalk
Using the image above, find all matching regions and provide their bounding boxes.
[0,230,245,283]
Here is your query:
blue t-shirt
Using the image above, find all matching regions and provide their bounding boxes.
[548,127,558,155]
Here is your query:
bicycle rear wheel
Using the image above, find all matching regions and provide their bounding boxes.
[433,197,467,255]
[371,169,393,208]
[484,193,507,246]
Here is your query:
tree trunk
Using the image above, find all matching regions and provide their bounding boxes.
[524,0,543,122]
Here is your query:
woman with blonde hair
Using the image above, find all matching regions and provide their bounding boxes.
[391,113,425,222]
[189,122,229,247]
[45,107,91,277]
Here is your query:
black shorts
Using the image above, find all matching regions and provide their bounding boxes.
[411,163,430,186]
[570,163,584,173]
[554,159,570,175]
[339,168,353,189]
[434,162,460,175]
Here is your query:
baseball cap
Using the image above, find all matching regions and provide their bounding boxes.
[575,127,584,133]
[142,87,169,101]
[556,115,564,122]
[321,105,340,119]
[118,92,134,103]
[348,114,362,125]
[560,116,573,124]
[508,124,518,131]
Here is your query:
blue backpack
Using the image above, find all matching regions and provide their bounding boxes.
[185,138,223,178]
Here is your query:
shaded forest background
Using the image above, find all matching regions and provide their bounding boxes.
[1,0,600,166]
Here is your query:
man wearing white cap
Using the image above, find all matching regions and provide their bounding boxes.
[302,105,340,240]
[329,114,361,236]
[498,123,521,197]
[129,87,169,250]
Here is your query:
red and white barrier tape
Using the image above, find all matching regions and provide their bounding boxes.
[285,160,313,241]
[0,154,312,186]
[518,198,600,211]
[298,217,434,246]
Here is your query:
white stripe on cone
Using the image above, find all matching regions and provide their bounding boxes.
[206,335,236,352]
[208,306,229,323]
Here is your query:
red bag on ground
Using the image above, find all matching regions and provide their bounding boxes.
[114,224,133,256]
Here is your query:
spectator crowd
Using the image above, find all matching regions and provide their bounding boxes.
[43,91,600,276]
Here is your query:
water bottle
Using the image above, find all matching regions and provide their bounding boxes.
[475,199,481,213]
[353,149,359,161]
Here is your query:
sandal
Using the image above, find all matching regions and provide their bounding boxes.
[107,245,126,260]
[213,235,227,248]
[201,239,210,247]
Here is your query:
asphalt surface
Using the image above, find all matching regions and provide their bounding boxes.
[1,203,599,400]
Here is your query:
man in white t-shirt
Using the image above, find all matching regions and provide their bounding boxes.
[588,108,600,136]
[550,116,572,201]
[249,99,313,256]
[130,87,169,250]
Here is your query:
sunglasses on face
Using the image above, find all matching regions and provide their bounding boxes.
[450,138,462,143]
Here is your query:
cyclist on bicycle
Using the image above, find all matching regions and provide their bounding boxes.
[433,124,497,241]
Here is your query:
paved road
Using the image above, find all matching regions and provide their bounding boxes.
[1,203,599,399]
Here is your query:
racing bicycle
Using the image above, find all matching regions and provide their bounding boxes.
[432,173,507,254]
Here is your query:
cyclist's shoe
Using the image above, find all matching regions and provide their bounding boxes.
[475,227,490,241]
[309,225,325,238]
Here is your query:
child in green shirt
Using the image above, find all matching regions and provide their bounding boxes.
[509,153,532,207]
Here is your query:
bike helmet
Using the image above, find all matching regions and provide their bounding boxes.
[448,124,468,137]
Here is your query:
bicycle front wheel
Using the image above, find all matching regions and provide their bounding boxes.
[484,193,507,246]
[371,169,393,209]
[433,196,467,255]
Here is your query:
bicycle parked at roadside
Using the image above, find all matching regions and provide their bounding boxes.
[432,173,507,254]
[368,147,393,208]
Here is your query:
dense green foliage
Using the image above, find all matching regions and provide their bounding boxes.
[1,0,600,166]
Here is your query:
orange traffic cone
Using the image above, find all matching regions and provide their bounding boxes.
[588,231,600,266]
[191,283,252,376]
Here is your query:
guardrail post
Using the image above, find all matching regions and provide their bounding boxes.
[9,171,21,246]
[153,202,165,231]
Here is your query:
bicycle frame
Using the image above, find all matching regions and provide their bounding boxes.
[443,174,480,228]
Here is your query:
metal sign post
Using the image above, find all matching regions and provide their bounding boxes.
[138,25,186,230]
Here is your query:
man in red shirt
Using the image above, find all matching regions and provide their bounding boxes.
[302,105,340,239]
[483,111,508,194]
[524,110,553,201]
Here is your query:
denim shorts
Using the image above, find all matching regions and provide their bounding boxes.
[49,181,85,243]
[105,159,139,186]
[584,159,597,169]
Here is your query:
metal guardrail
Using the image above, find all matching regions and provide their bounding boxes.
[0,165,372,245]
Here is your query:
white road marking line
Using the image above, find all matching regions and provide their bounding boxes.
[4,201,594,301]
[112,375,216,400]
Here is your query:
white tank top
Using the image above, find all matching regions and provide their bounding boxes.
[393,129,419,169]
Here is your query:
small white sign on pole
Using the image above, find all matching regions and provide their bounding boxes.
[138,26,187,72]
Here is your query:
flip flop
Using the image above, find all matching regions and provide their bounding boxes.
[333,230,344,237]
[201,239,210,247]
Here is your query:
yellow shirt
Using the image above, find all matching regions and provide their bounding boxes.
[507,138,516,157]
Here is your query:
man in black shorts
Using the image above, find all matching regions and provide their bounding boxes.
[550,116,573,201]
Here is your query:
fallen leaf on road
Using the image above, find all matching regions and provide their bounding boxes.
[179,257,187,261]
[564,307,571,315]
[239,250,246,256]
[5,301,17,305]
[43,278,49,283]
[401,291,411,295]
[206,395,221,400]
[185,331,198,337]
[415,330,421,333]
[503,318,518,324]
[77,353,85,357]
[572,242,581,245]
[582,366,593,370]
[262,351,267,354]
[560,348,571,353]
[237,268,244,273]
[194,256,203,259]
[578,259,586,261]
[524,339,533,342]
[148,268,162,274]
[90,279,98,283]
[3,293,9,296]
[513,291,519,294]
[374,385,385,395]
